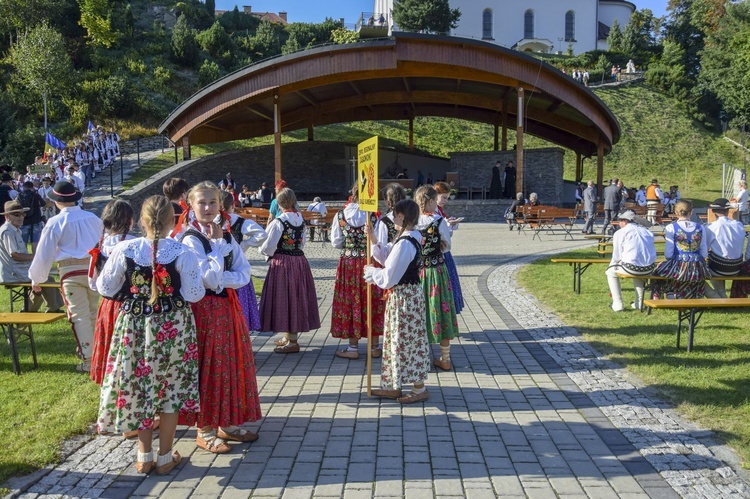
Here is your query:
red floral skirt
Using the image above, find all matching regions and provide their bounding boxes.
[330,256,384,340]
[90,298,122,385]
[178,290,262,428]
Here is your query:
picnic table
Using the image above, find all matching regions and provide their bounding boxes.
[3,282,63,312]
[550,258,612,294]
[1,312,68,374]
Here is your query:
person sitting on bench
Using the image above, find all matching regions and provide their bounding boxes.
[605,210,657,311]
[704,198,745,298]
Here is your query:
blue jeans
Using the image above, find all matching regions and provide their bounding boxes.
[21,222,42,244]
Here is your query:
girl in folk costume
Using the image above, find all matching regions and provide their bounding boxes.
[365,199,431,404]
[88,199,135,386]
[178,181,262,454]
[651,199,710,299]
[96,195,204,475]
[330,184,385,360]
[259,188,321,354]
[433,181,464,314]
[219,190,267,331]
[375,183,406,247]
[415,185,459,371]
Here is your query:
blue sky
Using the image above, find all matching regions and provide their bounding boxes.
[215,1,671,25]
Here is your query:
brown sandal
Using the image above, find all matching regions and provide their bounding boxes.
[433,358,452,371]
[397,390,429,404]
[155,451,182,475]
[218,427,259,443]
[371,348,382,358]
[196,432,232,454]
[335,348,359,360]
[371,388,402,399]
[274,337,289,347]
[274,342,300,354]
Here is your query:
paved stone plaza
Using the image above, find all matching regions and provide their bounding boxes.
[6,222,750,499]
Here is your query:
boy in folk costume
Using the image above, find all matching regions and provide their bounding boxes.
[701,198,746,298]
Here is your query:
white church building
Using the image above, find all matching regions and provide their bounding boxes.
[372,0,636,54]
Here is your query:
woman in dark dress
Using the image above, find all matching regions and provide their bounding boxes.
[489,162,502,199]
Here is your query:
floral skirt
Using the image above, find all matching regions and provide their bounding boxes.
[381,284,430,389]
[444,251,464,314]
[330,256,384,339]
[178,291,262,428]
[420,263,459,343]
[730,260,750,297]
[237,280,261,331]
[651,258,710,299]
[97,306,200,433]
[91,298,122,385]
[259,253,321,333]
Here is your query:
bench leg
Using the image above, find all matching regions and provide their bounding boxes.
[686,309,704,353]
[3,324,21,375]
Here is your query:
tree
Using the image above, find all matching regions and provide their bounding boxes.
[9,22,73,131]
[205,0,215,19]
[198,59,221,87]
[607,19,623,51]
[596,53,611,83]
[392,0,461,34]
[124,3,134,39]
[79,0,117,47]
[332,27,359,44]
[171,14,199,66]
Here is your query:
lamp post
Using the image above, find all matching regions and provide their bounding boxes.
[557,37,563,53]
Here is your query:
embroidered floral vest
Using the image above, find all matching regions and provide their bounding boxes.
[230,217,244,244]
[672,221,704,263]
[339,210,378,258]
[119,258,187,316]
[276,220,305,256]
[381,217,398,243]
[419,218,445,268]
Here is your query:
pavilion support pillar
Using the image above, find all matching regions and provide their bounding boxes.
[274,94,282,181]
[182,136,191,161]
[493,123,499,151]
[575,152,582,182]
[501,94,508,150]
[597,142,604,199]
[515,87,524,196]
[409,116,414,151]
[307,124,314,141]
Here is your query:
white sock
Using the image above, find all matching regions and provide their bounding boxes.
[137,450,153,462]
[347,345,358,352]
[412,386,426,394]
[157,450,174,466]
[440,345,450,362]
[287,333,298,342]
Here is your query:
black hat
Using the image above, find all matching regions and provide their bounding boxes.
[1,173,13,182]
[709,198,731,210]
[651,178,658,184]
[47,181,82,202]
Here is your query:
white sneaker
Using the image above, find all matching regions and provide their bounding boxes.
[611,304,624,312]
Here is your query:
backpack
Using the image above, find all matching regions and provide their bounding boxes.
[17,190,42,224]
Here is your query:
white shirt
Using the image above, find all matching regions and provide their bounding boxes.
[306,201,327,217]
[88,233,135,290]
[38,185,54,202]
[331,203,370,249]
[609,222,657,267]
[664,220,708,260]
[368,229,421,290]
[635,189,646,206]
[181,223,250,293]
[705,216,745,260]
[66,173,84,193]
[416,213,452,253]
[228,213,267,250]
[29,206,103,285]
[259,211,305,257]
[736,188,748,212]
[96,237,205,303]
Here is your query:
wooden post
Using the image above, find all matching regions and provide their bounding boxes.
[307,124,314,142]
[182,136,191,161]
[502,93,509,151]
[576,152,582,182]
[493,123,499,151]
[366,217,373,396]
[515,87,524,196]
[274,94,283,181]
[597,142,604,199]
[409,116,414,151]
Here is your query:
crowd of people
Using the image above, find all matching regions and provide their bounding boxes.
[0,170,468,475]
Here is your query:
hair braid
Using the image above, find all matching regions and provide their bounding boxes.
[149,218,161,305]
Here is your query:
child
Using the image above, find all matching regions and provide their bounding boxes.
[652,199,709,299]
[375,183,406,246]
[96,195,204,475]
[88,199,135,385]
[330,184,385,359]
[433,181,464,314]
[259,188,321,353]
[220,191,267,331]
[415,185,459,371]
[178,181,262,454]
[365,199,430,403]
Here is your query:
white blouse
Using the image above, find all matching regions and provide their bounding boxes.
[88,233,135,291]
[259,212,306,257]
[664,220,708,260]
[95,237,205,303]
[415,213,451,253]
[181,224,251,293]
[368,229,421,290]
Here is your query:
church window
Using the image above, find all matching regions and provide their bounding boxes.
[482,9,493,39]
[565,11,576,41]
[524,10,534,39]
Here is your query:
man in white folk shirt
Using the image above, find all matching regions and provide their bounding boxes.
[29,181,103,372]
[704,198,746,298]
[605,210,657,311]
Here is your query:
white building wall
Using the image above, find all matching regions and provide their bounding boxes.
[597,2,635,49]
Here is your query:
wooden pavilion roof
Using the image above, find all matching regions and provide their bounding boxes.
[159,32,620,157]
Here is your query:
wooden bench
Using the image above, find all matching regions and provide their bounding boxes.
[236,207,270,226]
[550,258,612,294]
[642,298,750,352]
[3,282,62,312]
[1,312,68,374]
[519,205,577,240]
[617,273,750,311]
[314,210,339,243]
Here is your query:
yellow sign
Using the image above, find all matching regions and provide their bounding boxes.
[357,136,379,212]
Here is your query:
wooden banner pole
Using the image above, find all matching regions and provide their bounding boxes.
[366,216,373,396]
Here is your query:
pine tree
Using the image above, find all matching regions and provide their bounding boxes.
[171,14,199,66]
[392,0,461,34]
[205,0,215,18]
[607,19,623,52]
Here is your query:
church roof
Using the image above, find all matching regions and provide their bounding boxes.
[598,21,611,41]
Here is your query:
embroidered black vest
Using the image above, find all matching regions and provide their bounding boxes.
[396,236,422,285]
[276,220,305,256]
[419,218,445,268]
[381,216,398,243]
[119,258,187,316]
[230,217,244,244]
[339,210,378,258]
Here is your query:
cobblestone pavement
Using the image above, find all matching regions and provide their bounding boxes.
[6,223,750,498]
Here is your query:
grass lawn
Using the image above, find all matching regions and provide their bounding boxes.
[517,248,750,467]
[0,276,265,486]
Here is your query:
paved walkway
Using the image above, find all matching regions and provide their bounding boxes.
[6,224,750,498]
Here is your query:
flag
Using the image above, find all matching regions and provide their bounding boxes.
[87,120,95,133]
[43,132,66,159]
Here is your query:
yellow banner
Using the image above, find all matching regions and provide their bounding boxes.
[357,136,379,212]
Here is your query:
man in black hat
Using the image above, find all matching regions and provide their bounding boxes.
[29,181,103,372]
[704,198,745,298]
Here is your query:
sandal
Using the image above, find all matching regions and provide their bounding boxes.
[155,451,182,475]
[75,361,91,373]
[135,450,155,474]
[433,358,452,371]
[335,348,359,360]
[218,427,259,443]
[196,432,232,454]
[274,337,289,347]
[371,348,382,358]
[371,388,402,399]
[274,342,300,354]
[397,390,429,404]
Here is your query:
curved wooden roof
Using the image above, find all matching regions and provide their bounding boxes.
[159,32,620,157]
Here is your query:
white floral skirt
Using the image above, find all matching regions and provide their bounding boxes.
[381,284,430,389]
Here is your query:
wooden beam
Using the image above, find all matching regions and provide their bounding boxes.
[247,105,272,121]
[274,95,282,181]
[182,135,191,161]
[494,123,499,151]
[575,152,582,182]
[502,93,508,150]
[516,87,524,196]
[409,115,414,151]
[597,142,604,199]
[297,89,319,106]
[307,123,314,141]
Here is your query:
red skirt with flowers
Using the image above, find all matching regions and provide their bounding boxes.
[178,290,262,428]
[90,298,122,385]
[330,256,384,340]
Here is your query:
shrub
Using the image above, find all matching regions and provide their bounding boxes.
[198,59,221,87]
[171,14,199,66]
